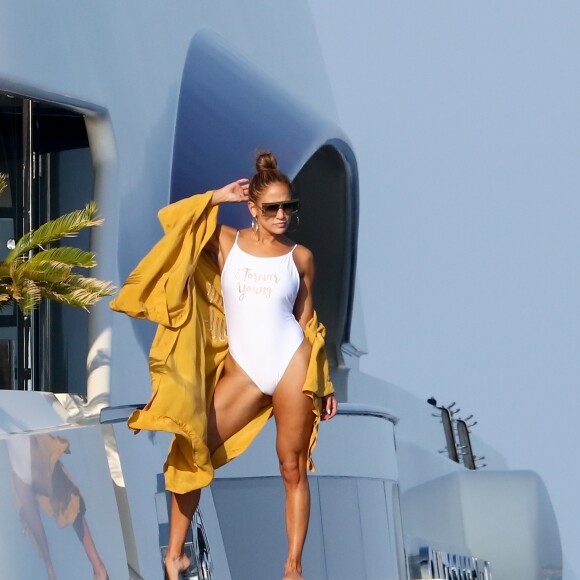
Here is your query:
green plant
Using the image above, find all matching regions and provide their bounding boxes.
[0,172,7,196]
[0,202,115,315]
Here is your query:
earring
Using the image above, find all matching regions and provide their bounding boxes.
[251,218,259,234]
[287,213,300,233]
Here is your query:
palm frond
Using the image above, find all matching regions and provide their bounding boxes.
[0,172,8,196]
[9,259,20,283]
[64,275,117,298]
[5,202,102,263]
[27,247,97,269]
[19,280,42,315]
[16,260,72,284]
[40,276,116,310]
[0,295,12,313]
[16,246,97,284]
[0,202,116,315]
[40,274,115,305]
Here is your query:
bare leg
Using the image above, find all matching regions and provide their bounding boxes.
[165,489,200,580]
[11,474,57,580]
[272,341,313,580]
[165,355,270,580]
[72,513,109,580]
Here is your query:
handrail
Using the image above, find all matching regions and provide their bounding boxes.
[100,402,399,425]
[99,404,143,424]
[328,402,399,424]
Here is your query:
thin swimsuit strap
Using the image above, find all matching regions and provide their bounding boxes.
[234,230,297,256]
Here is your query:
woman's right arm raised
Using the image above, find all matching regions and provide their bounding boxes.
[203,178,250,261]
[209,178,250,206]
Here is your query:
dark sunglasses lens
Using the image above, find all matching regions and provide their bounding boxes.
[262,205,279,217]
[262,201,299,216]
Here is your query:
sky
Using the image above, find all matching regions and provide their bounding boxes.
[308,2,580,577]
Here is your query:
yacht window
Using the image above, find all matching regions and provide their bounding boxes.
[0,94,93,392]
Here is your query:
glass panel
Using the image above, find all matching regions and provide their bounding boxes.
[0,94,92,393]
[0,429,128,578]
[0,94,19,213]
[33,104,92,393]
[36,146,93,393]
[0,95,23,389]
[212,476,399,580]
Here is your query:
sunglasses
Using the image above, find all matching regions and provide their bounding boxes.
[256,199,300,218]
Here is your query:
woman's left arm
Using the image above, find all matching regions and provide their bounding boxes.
[294,246,337,421]
[293,245,315,330]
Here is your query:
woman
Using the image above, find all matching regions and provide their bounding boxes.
[112,152,337,580]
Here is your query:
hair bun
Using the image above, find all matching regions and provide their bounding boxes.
[248,150,291,201]
[255,151,278,173]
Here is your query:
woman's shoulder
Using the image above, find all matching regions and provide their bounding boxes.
[234,227,253,240]
[217,223,239,241]
[218,226,252,255]
[219,224,254,245]
[204,224,238,257]
[292,243,313,258]
[292,243,314,273]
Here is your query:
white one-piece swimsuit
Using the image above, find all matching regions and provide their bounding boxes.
[221,233,304,396]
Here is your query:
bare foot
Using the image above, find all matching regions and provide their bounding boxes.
[44,561,57,580]
[93,569,109,580]
[165,553,191,580]
[282,571,304,580]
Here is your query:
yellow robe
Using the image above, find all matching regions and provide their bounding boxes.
[110,191,334,493]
